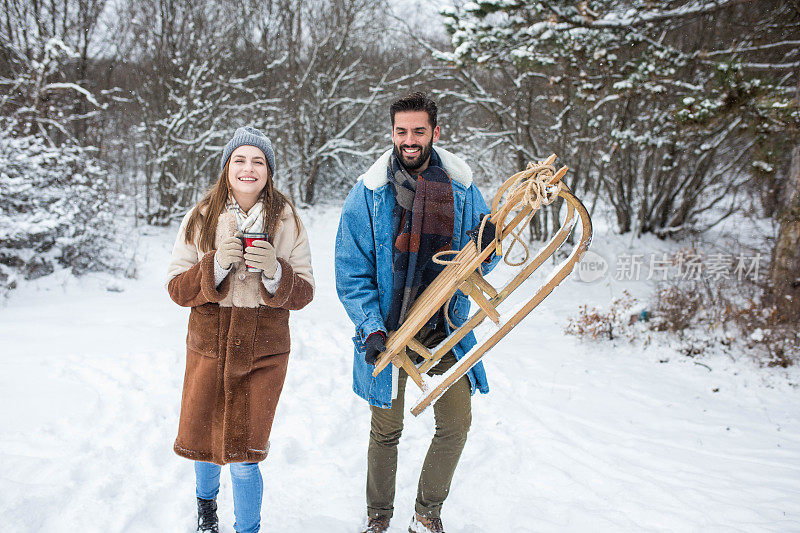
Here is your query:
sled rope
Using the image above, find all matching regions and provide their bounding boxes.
[433,160,564,328]
[433,159,563,269]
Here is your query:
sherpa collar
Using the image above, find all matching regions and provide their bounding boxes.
[359,146,473,190]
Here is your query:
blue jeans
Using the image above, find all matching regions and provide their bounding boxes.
[195,461,263,533]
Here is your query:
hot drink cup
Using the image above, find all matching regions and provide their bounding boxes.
[241,232,268,272]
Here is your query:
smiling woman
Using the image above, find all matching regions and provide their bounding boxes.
[165,126,315,533]
[228,146,271,211]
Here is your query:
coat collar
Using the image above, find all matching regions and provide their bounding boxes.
[359,146,473,190]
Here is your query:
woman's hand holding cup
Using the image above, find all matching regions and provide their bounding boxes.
[244,239,278,277]
[216,236,244,270]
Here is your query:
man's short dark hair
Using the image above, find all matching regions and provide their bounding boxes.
[390,92,438,129]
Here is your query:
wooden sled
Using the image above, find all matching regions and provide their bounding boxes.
[372,154,593,416]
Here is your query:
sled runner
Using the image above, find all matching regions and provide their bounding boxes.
[371,155,593,416]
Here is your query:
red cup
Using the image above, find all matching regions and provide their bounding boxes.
[241,232,268,272]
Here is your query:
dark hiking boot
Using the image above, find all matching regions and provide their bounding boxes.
[197,497,218,532]
[362,515,391,533]
[409,513,444,533]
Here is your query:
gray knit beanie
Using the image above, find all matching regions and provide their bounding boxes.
[221,126,275,174]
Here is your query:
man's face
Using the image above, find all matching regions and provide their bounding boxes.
[391,110,440,172]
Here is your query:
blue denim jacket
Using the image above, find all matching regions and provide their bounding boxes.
[335,147,501,408]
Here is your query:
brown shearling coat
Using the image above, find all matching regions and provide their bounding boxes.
[167,205,314,465]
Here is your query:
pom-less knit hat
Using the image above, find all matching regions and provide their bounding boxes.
[221,126,275,174]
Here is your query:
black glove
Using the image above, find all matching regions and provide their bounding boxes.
[466,215,496,252]
[364,331,386,365]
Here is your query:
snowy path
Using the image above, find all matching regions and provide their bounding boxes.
[2,208,799,532]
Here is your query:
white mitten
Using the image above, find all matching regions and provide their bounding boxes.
[215,236,243,270]
[244,239,278,277]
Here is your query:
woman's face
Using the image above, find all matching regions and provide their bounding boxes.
[227,145,270,203]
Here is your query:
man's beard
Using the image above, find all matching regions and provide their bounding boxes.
[394,139,433,172]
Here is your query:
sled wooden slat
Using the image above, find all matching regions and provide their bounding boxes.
[369,155,592,416]
[551,165,569,185]
[459,278,500,324]
[411,188,592,415]
[406,338,432,360]
[371,241,495,376]
[417,198,577,374]
[467,272,498,298]
[394,348,427,390]
[372,243,493,376]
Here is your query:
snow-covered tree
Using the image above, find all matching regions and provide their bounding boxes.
[120,0,242,224]
[237,0,403,205]
[0,0,109,144]
[436,0,798,237]
[0,131,128,294]
[121,0,404,219]
[0,0,129,294]
[284,0,400,204]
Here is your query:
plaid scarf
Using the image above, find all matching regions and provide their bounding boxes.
[385,148,455,332]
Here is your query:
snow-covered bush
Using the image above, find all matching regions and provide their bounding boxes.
[650,284,705,334]
[650,279,798,367]
[0,131,129,294]
[565,277,798,367]
[735,305,798,368]
[564,291,641,341]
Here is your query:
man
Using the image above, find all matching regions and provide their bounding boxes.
[335,92,499,533]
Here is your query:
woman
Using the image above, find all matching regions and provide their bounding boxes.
[166,126,314,533]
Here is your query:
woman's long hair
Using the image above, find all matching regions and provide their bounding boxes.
[184,159,299,253]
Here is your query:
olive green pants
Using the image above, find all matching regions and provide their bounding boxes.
[366,352,472,520]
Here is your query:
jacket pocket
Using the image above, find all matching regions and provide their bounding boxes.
[254,306,291,356]
[353,335,365,353]
[451,293,471,323]
[187,303,219,358]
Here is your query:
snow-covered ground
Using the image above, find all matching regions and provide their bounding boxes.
[2,207,799,532]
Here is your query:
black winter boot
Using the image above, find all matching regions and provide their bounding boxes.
[197,497,219,532]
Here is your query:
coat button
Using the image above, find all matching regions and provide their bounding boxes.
[238,272,246,281]
[235,339,241,346]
